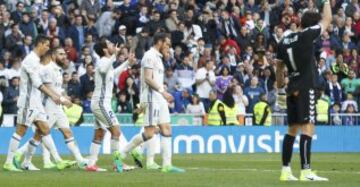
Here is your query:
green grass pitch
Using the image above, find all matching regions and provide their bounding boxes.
[0,153,359,187]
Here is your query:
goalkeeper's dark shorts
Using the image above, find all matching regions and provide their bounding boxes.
[286,88,316,125]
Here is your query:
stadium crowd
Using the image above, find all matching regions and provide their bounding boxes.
[0,0,359,125]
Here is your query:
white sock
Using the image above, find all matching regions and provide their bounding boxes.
[23,139,40,166]
[42,134,62,163]
[17,142,29,155]
[88,141,101,166]
[111,138,119,153]
[123,133,147,155]
[66,137,84,162]
[282,166,291,172]
[161,136,172,167]
[5,133,22,164]
[146,136,157,166]
[42,143,52,165]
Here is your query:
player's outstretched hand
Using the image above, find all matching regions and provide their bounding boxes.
[161,91,174,103]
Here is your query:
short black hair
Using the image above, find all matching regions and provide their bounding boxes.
[10,23,18,29]
[86,63,94,68]
[94,38,108,57]
[34,34,50,47]
[300,11,321,29]
[153,32,168,45]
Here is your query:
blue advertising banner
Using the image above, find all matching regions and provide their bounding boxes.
[0,126,359,154]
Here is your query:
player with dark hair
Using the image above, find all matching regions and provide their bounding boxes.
[86,38,137,172]
[276,0,332,182]
[3,35,72,172]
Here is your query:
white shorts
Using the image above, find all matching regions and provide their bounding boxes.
[143,102,170,126]
[47,111,70,129]
[91,102,119,129]
[17,107,47,127]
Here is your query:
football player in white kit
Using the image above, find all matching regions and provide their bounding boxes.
[86,38,136,172]
[3,35,72,172]
[16,48,88,170]
[116,33,185,173]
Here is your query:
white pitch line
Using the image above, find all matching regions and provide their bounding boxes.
[185,167,360,175]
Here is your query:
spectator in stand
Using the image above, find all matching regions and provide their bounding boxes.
[331,52,349,81]
[330,102,342,125]
[340,32,356,50]
[82,91,93,113]
[84,14,99,40]
[342,93,358,112]
[96,9,121,38]
[64,37,78,62]
[174,52,195,90]
[172,88,192,113]
[66,14,85,51]
[219,10,241,43]
[326,73,343,105]
[80,0,101,17]
[111,25,128,45]
[186,93,206,125]
[80,63,95,99]
[19,35,33,57]
[2,76,19,114]
[146,10,165,35]
[216,66,233,100]
[131,27,152,59]
[63,57,77,75]
[341,70,360,94]
[67,71,81,99]
[36,9,49,34]
[118,64,139,91]
[136,6,150,28]
[252,19,270,42]
[342,104,358,126]
[197,44,215,68]
[6,58,21,80]
[5,23,23,52]
[10,2,24,24]
[315,30,341,53]
[269,26,284,49]
[195,60,216,111]
[19,12,37,39]
[77,54,93,77]
[46,17,65,42]
[117,91,132,113]
[238,27,252,53]
[124,76,139,110]
[164,68,177,93]
[165,9,180,32]
[244,76,265,113]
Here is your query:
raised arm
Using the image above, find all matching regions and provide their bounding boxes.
[99,54,117,73]
[319,0,332,33]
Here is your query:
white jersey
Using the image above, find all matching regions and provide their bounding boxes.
[17,51,44,110]
[140,47,166,103]
[39,61,64,113]
[91,55,129,105]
